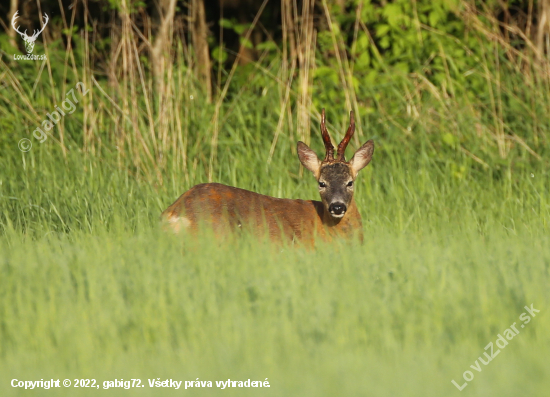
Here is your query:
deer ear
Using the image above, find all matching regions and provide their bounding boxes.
[297,141,321,178]
[350,140,374,175]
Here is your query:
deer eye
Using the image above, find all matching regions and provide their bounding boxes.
[318,182,326,188]
[347,181,353,187]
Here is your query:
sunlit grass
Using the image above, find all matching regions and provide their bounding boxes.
[0,208,549,396]
[1,2,550,393]
[1,140,549,396]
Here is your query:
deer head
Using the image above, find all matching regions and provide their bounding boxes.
[11,11,49,54]
[297,109,374,220]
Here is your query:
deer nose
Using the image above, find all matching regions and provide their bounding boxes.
[329,203,346,215]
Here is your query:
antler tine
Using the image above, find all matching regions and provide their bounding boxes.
[32,13,49,38]
[11,11,25,36]
[336,110,355,161]
[320,108,334,161]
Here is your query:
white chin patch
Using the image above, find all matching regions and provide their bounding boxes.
[330,212,345,219]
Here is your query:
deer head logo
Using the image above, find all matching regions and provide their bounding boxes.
[11,11,49,55]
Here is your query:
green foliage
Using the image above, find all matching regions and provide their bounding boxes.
[103,0,146,12]
[1,2,549,394]
[309,0,549,169]
[0,147,549,395]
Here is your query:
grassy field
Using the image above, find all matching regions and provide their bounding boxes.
[0,142,549,396]
[1,2,550,394]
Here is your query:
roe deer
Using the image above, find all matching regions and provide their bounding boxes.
[161,109,374,244]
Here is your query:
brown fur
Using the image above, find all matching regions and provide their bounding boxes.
[161,109,374,245]
[161,183,364,244]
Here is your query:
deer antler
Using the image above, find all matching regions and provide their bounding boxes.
[336,111,355,161]
[320,108,335,162]
[11,11,48,40]
[31,13,49,39]
[11,11,28,38]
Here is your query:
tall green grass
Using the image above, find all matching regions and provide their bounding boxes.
[1,1,550,395]
[0,203,549,396]
[1,133,548,396]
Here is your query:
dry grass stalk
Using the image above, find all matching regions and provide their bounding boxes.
[190,0,212,103]
[296,0,316,147]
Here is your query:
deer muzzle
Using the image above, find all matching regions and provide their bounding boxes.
[328,202,347,217]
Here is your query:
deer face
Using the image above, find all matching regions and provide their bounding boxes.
[317,162,354,218]
[11,11,49,55]
[297,109,374,220]
[21,36,37,54]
